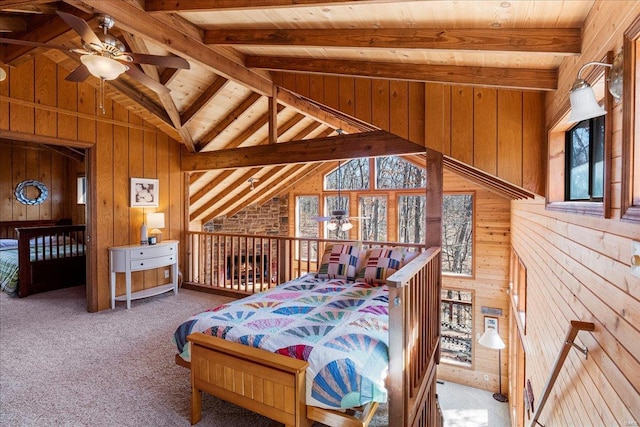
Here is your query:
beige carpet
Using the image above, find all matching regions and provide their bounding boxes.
[1,286,509,427]
[0,286,390,427]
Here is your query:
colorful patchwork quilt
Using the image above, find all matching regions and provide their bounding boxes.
[173,274,390,410]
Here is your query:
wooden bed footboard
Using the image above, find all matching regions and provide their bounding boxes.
[182,246,442,427]
[187,333,311,427]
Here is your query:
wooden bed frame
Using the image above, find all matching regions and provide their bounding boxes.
[0,220,86,298]
[177,246,443,427]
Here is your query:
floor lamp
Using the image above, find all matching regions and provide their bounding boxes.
[478,328,508,402]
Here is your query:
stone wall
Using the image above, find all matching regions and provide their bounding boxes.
[205,196,288,236]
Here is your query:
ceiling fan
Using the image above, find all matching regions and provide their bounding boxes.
[0,11,189,96]
[312,160,368,232]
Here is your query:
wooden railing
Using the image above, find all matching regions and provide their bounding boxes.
[184,231,426,297]
[387,246,443,427]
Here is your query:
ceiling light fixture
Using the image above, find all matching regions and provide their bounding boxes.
[80,54,127,80]
[568,52,623,123]
[0,67,6,82]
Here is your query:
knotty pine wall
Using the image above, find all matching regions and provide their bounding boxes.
[286,166,512,392]
[510,2,640,426]
[272,75,545,197]
[0,56,184,312]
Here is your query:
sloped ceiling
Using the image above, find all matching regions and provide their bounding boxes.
[0,0,592,223]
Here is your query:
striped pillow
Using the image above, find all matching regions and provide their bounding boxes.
[316,244,361,280]
[356,247,404,285]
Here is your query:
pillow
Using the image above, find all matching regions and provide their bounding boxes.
[316,243,361,280]
[0,239,18,250]
[356,247,405,285]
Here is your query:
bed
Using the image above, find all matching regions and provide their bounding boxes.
[174,244,442,427]
[0,220,86,298]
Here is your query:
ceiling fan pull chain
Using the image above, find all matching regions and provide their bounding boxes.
[99,78,106,115]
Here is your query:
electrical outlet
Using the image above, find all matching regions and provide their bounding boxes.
[164,269,170,279]
[484,374,489,382]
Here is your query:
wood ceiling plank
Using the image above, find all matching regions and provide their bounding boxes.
[145,0,406,12]
[181,75,228,126]
[0,15,28,32]
[196,91,263,151]
[255,112,305,145]
[181,130,425,171]
[223,104,285,149]
[205,28,581,55]
[191,167,262,221]
[189,169,236,205]
[247,56,558,91]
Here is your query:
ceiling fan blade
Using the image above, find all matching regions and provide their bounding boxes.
[65,64,91,82]
[124,66,170,95]
[311,216,331,222]
[0,37,68,51]
[56,11,104,51]
[126,52,190,70]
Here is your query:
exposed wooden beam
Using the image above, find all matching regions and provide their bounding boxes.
[122,32,196,151]
[77,0,274,95]
[159,68,179,86]
[195,92,263,151]
[191,167,262,221]
[180,75,228,126]
[199,166,287,223]
[189,169,236,205]
[287,121,323,142]
[255,113,305,145]
[268,85,278,143]
[247,56,558,91]
[182,130,425,171]
[224,104,285,149]
[0,15,28,32]
[145,0,405,12]
[205,27,581,55]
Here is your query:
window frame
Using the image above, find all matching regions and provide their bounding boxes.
[564,115,605,202]
[546,51,614,218]
[621,16,640,223]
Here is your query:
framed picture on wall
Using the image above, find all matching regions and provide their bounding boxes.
[484,316,498,332]
[130,178,159,207]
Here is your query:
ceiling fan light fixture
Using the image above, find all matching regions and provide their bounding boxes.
[81,54,126,80]
[327,222,338,231]
[340,222,353,231]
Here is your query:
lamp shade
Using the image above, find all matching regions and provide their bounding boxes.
[568,82,606,123]
[478,328,505,350]
[340,221,353,231]
[146,212,165,231]
[80,54,127,80]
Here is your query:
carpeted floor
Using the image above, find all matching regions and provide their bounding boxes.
[0,286,510,427]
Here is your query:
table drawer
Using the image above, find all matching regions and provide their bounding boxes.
[131,254,176,271]
[130,243,176,259]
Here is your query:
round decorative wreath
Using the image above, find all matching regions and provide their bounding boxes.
[14,180,49,205]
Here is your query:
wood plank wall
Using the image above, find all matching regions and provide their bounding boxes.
[287,165,512,392]
[0,56,184,312]
[0,142,72,222]
[273,74,545,196]
[511,1,640,426]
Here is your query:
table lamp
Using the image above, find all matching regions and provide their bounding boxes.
[146,212,165,244]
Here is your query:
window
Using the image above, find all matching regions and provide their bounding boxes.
[360,195,387,241]
[510,249,527,334]
[325,158,369,190]
[296,196,319,261]
[622,16,640,222]
[440,289,473,366]
[566,116,605,201]
[442,194,473,276]
[376,156,425,189]
[398,195,425,244]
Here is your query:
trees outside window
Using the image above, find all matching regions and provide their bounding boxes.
[296,196,319,261]
[376,156,425,189]
[440,289,473,366]
[442,194,473,276]
[566,116,605,201]
[398,195,425,244]
[360,195,387,241]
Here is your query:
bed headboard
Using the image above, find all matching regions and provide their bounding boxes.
[0,220,62,239]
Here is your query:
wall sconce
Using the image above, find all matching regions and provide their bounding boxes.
[146,212,165,244]
[569,52,623,123]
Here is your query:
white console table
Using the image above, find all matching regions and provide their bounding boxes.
[109,240,179,309]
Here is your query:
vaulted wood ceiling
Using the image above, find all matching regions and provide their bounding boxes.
[0,0,593,223]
